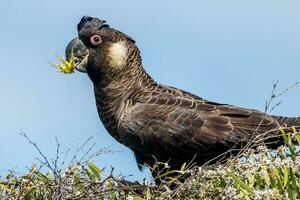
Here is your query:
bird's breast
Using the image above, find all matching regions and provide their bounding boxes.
[93,85,131,142]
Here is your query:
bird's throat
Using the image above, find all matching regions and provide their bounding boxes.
[92,64,157,141]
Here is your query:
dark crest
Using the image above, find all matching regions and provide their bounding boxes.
[77,16,135,44]
[77,16,109,32]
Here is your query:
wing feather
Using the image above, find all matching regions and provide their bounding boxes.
[117,85,281,164]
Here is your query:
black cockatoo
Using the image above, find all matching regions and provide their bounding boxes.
[65,16,300,176]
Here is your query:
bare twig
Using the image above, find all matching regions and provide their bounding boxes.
[70,136,94,164]
[19,130,58,178]
[264,80,299,113]
[53,136,61,179]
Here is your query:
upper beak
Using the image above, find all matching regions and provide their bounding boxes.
[65,38,89,73]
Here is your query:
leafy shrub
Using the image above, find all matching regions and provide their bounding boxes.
[1,129,300,200]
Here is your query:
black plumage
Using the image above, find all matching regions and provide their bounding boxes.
[66,16,300,177]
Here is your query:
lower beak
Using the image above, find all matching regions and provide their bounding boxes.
[65,37,88,73]
[75,55,88,72]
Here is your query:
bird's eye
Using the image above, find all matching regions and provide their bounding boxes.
[90,35,102,46]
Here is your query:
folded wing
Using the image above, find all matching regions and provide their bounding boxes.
[117,86,281,165]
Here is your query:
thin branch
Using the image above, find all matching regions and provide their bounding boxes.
[70,136,94,164]
[19,130,56,177]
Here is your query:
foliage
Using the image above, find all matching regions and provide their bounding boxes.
[0,162,148,200]
[50,51,75,74]
[169,128,300,200]
[1,129,300,199]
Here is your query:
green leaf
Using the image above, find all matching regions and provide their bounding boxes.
[218,178,227,188]
[84,168,93,180]
[289,167,299,198]
[273,168,284,191]
[295,134,300,146]
[36,172,49,183]
[262,165,270,188]
[281,130,289,145]
[133,196,146,200]
[87,163,102,181]
[155,169,181,180]
[247,173,255,189]
[256,173,264,188]
[283,165,289,188]
[151,163,158,172]
[229,173,253,194]
[145,187,152,200]
[180,162,187,172]
[268,168,276,188]
[24,190,33,200]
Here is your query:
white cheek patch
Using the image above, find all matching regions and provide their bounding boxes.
[108,41,128,69]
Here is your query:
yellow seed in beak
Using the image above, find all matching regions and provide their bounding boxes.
[51,49,75,74]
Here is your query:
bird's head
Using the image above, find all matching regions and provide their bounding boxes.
[66,16,138,83]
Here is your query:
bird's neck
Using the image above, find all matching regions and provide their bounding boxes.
[92,53,158,140]
[94,63,157,110]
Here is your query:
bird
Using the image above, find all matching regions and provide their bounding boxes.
[65,16,300,178]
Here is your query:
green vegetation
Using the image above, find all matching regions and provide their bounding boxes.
[1,129,300,199]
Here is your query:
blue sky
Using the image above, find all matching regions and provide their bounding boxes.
[0,0,299,181]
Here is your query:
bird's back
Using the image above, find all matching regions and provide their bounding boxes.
[116,84,300,168]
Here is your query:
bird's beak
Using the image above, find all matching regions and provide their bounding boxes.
[65,38,89,73]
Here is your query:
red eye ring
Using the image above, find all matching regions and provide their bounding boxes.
[90,35,102,46]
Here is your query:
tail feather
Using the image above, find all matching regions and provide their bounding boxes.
[272,115,300,127]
